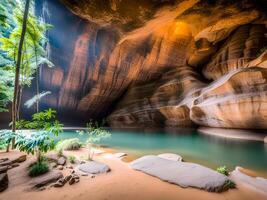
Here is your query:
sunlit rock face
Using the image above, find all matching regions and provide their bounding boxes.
[191,67,267,129]
[26,0,267,129]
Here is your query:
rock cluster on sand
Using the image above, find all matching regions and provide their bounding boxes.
[52,173,80,188]
[77,161,110,174]
[130,155,229,192]
[0,154,27,192]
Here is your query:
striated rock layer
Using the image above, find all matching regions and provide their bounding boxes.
[13,0,267,129]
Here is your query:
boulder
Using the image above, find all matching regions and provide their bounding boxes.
[57,165,64,170]
[50,162,57,169]
[230,166,267,196]
[57,157,66,166]
[0,158,8,163]
[78,161,110,174]
[0,160,12,167]
[30,171,63,188]
[0,166,8,174]
[158,153,183,162]
[11,155,26,163]
[0,173,8,192]
[130,155,229,192]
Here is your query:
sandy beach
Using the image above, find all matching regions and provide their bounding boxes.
[0,149,266,200]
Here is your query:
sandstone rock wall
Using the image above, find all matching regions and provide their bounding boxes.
[20,0,267,129]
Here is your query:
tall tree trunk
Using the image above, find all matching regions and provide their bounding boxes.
[34,45,40,113]
[10,0,31,150]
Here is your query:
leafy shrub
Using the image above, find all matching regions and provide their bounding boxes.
[29,161,49,177]
[216,166,229,176]
[56,138,82,151]
[68,155,76,164]
[14,109,63,163]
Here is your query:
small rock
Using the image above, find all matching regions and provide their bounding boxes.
[57,157,66,166]
[11,163,19,168]
[0,166,8,174]
[69,177,76,185]
[80,160,86,164]
[66,165,73,169]
[70,170,75,174]
[38,186,46,191]
[0,173,8,192]
[81,173,88,177]
[64,175,72,182]
[53,182,64,188]
[114,152,127,158]
[57,165,63,170]
[7,166,12,170]
[50,162,57,169]
[75,178,79,183]
[158,153,183,162]
[91,175,95,178]
[12,155,26,163]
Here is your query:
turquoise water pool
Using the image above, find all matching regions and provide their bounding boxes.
[57,129,267,174]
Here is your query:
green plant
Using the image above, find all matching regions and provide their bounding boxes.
[68,155,76,164]
[14,109,63,163]
[29,161,49,177]
[216,166,229,176]
[56,138,82,151]
[79,120,111,160]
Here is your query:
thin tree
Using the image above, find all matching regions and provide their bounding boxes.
[10,0,31,150]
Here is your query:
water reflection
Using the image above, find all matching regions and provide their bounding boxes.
[57,128,267,174]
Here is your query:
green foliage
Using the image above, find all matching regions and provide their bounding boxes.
[0,0,53,112]
[14,109,63,158]
[0,109,63,162]
[68,155,76,164]
[216,166,229,176]
[29,161,49,177]
[0,129,17,146]
[0,140,7,150]
[56,138,82,152]
[79,120,111,160]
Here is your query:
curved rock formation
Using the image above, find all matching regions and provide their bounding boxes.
[191,67,267,129]
[203,24,267,80]
[14,0,267,130]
